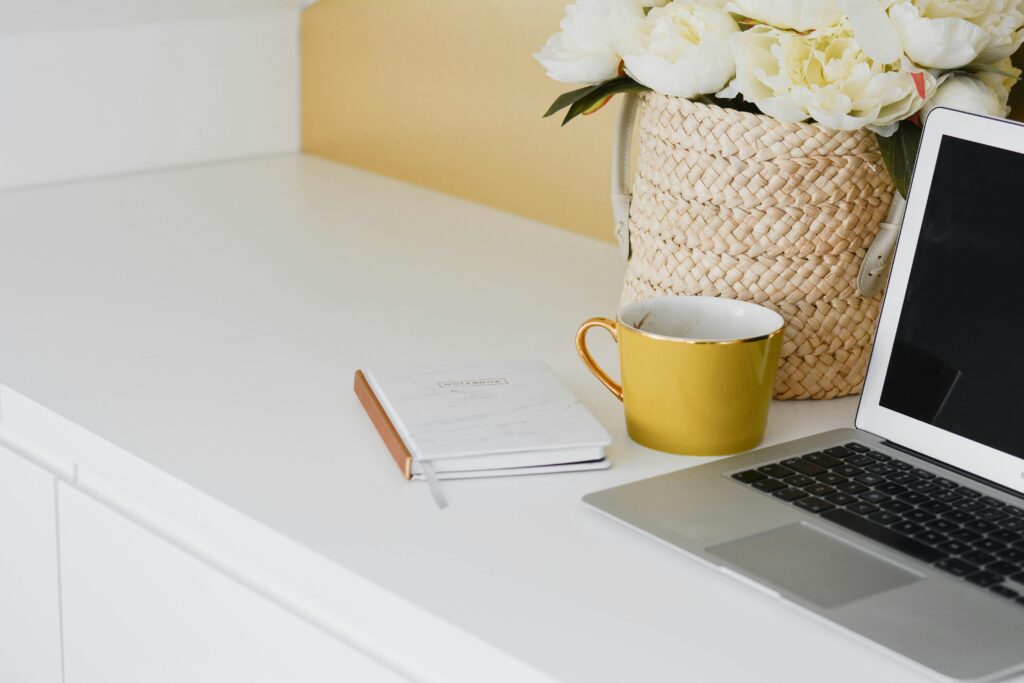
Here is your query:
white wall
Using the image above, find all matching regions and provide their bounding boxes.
[0,0,307,34]
[0,6,302,190]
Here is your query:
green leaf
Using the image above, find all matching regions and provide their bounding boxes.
[702,93,762,116]
[560,76,650,126]
[544,83,604,118]
[876,120,922,198]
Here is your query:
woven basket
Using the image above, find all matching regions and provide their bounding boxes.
[614,93,897,400]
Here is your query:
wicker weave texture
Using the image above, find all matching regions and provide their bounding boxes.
[621,93,895,400]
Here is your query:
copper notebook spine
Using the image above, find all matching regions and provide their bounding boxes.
[353,369,413,480]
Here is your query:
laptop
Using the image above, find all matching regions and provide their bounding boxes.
[584,107,1024,682]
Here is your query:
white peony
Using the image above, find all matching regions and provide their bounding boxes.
[719,23,935,134]
[921,74,1005,120]
[976,56,1022,109]
[726,0,902,63]
[723,0,843,31]
[623,2,740,98]
[535,0,665,84]
[887,0,1024,69]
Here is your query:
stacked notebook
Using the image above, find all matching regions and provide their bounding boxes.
[355,360,611,500]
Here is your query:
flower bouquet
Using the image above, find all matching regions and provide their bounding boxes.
[537,0,1023,196]
[536,1,1024,400]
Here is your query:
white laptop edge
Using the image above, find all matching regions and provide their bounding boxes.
[857,106,1024,496]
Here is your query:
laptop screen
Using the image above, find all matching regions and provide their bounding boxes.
[879,135,1024,459]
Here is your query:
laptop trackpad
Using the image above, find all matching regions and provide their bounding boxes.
[708,523,921,608]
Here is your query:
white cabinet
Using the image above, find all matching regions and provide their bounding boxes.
[58,485,407,683]
[0,445,63,683]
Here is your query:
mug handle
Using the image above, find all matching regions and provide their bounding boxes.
[575,317,623,401]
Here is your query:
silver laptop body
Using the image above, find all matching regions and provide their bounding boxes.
[584,109,1024,683]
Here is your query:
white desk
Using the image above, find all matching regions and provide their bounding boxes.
[0,155,956,682]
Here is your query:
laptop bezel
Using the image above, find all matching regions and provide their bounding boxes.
[856,107,1024,496]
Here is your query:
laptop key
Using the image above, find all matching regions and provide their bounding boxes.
[938,540,972,555]
[1000,518,1024,531]
[869,511,901,525]
[996,547,1024,562]
[826,446,857,458]
[825,492,858,506]
[836,480,868,494]
[933,477,958,489]
[935,558,979,576]
[957,486,982,499]
[979,496,1005,508]
[887,472,918,485]
[890,460,914,471]
[943,510,974,524]
[853,473,885,486]
[848,455,875,467]
[820,509,947,563]
[919,501,952,514]
[990,529,1022,544]
[910,469,936,480]
[896,492,929,505]
[804,452,842,468]
[932,490,963,503]
[859,490,889,504]
[961,550,996,566]
[926,518,958,532]
[784,475,815,488]
[794,497,834,513]
[835,465,864,478]
[965,572,1001,587]
[976,508,1009,522]
[914,531,948,545]
[847,502,879,516]
[867,450,891,461]
[880,500,913,513]
[955,500,986,512]
[892,521,925,536]
[815,472,847,486]
[965,519,998,534]
[1006,506,1024,518]
[990,585,1019,599]
[908,481,940,493]
[733,470,767,484]
[753,479,786,493]
[986,561,1019,576]
[876,483,907,496]
[758,464,795,478]
[844,443,870,453]
[782,458,826,477]
[865,463,897,476]
[904,510,935,524]
[773,487,808,502]
[949,528,982,543]
[804,483,836,497]
[973,539,1006,554]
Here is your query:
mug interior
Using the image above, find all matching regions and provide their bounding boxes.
[619,296,784,342]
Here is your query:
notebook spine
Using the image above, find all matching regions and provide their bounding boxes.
[353,370,413,480]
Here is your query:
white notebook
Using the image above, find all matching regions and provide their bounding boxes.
[355,360,612,481]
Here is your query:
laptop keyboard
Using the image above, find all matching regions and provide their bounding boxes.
[731,442,1024,607]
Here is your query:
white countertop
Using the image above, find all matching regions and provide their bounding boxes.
[0,154,929,682]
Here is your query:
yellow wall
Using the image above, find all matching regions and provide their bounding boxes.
[301,0,619,243]
[301,3,1024,243]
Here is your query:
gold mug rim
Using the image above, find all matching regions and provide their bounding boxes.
[617,298,786,345]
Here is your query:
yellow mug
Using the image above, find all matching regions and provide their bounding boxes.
[576,296,784,456]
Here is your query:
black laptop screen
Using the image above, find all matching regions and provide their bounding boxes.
[879,135,1024,459]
